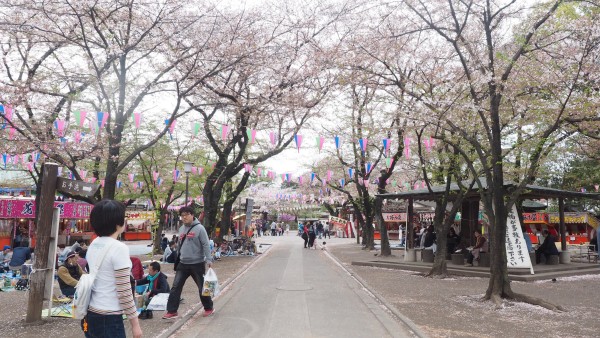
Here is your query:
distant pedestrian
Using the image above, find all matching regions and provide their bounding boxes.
[308,223,317,248]
[323,222,331,239]
[285,223,290,236]
[301,224,309,248]
[163,206,214,319]
[316,221,324,239]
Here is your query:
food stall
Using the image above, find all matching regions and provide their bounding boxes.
[122,211,156,241]
[522,211,599,245]
[0,197,94,247]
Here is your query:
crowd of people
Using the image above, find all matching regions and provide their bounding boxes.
[298,220,330,249]
[251,220,290,237]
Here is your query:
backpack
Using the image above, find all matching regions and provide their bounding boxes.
[73,241,115,319]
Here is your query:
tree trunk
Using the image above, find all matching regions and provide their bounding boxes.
[364,213,375,250]
[221,200,234,241]
[485,95,512,303]
[376,197,391,256]
[152,209,168,255]
[103,153,119,200]
[427,200,449,277]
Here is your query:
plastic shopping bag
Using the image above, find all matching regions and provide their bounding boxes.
[202,268,220,297]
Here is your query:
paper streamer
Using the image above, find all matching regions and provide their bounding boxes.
[74,131,82,144]
[359,138,368,153]
[221,124,230,140]
[247,129,256,144]
[316,136,324,152]
[334,136,341,149]
[192,122,201,137]
[133,112,142,129]
[294,134,303,152]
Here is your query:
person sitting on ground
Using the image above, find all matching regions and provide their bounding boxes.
[56,243,69,266]
[465,230,487,267]
[57,251,86,297]
[130,256,144,280]
[163,241,177,263]
[9,243,32,271]
[135,261,170,305]
[535,229,559,264]
[161,234,169,252]
[75,247,89,273]
[0,245,12,271]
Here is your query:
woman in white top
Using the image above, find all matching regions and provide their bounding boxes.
[84,200,142,338]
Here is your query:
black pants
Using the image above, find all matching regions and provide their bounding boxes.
[308,234,316,247]
[302,233,308,247]
[166,262,213,313]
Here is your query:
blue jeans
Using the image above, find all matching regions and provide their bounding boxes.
[166,262,213,313]
[83,311,126,338]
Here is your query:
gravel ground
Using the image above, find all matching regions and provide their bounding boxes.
[0,250,254,338]
[327,242,600,338]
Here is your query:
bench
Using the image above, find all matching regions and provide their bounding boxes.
[451,253,464,265]
[421,249,434,263]
[478,252,490,267]
[544,254,560,265]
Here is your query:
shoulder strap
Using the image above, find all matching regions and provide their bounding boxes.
[176,225,197,261]
[90,241,116,275]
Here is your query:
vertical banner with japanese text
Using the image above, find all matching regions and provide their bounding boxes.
[506,205,534,274]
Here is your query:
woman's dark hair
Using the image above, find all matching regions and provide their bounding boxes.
[90,200,126,236]
[58,244,66,249]
[149,261,161,272]
[78,249,87,258]
[179,206,194,215]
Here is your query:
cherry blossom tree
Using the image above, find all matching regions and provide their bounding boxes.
[388,0,600,308]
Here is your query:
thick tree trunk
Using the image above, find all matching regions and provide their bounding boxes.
[221,201,234,241]
[103,148,119,200]
[485,95,513,300]
[376,197,391,256]
[364,213,375,250]
[427,201,449,277]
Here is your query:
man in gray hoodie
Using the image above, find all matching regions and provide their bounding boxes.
[163,206,214,319]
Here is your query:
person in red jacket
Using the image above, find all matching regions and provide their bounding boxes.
[130,256,144,280]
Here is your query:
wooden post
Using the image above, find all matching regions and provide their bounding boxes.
[558,197,567,251]
[26,163,58,323]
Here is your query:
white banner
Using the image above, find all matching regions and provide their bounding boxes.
[506,205,534,274]
[382,213,407,222]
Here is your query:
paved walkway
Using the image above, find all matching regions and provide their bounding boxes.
[174,236,417,338]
